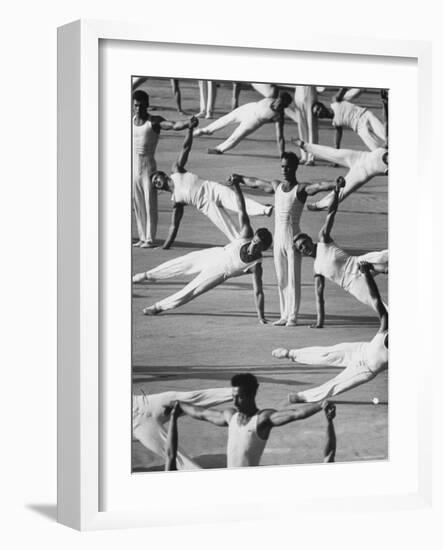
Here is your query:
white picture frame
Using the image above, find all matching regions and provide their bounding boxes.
[57,19,433,531]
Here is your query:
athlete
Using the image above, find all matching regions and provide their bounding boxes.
[175,373,334,468]
[292,178,388,326]
[151,117,272,248]
[132,386,233,470]
[312,90,386,151]
[193,92,292,155]
[293,138,388,211]
[293,85,318,165]
[231,155,343,326]
[272,262,388,403]
[132,90,191,248]
[133,179,273,322]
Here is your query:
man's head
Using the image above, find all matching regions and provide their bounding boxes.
[272,91,293,113]
[231,373,259,411]
[312,101,332,119]
[281,151,299,179]
[247,227,273,256]
[151,171,172,191]
[133,90,149,117]
[293,232,316,257]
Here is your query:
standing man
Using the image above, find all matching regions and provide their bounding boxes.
[272,262,388,403]
[132,90,190,248]
[312,91,386,151]
[293,137,388,211]
[151,117,272,248]
[232,155,343,326]
[173,373,336,468]
[133,179,273,323]
[292,178,388,327]
[193,92,292,155]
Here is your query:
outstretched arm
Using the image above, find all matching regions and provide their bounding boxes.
[334,126,343,149]
[304,181,339,196]
[178,402,231,427]
[265,401,324,427]
[252,263,267,325]
[275,114,285,157]
[165,402,180,471]
[318,176,345,243]
[311,274,325,328]
[323,402,337,463]
[162,203,185,249]
[359,261,388,332]
[229,173,276,194]
[227,179,254,238]
[172,116,199,172]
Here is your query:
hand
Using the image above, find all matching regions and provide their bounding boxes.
[335,176,346,190]
[258,317,269,325]
[227,173,243,186]
[358,260,372,273]
[310,323,323,329]
[188,115,199,129]
[293,138,305,150]
[323,401,336,421]
[272,348,289,359]
[171,401,181,418]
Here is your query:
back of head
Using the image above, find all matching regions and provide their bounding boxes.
[133,90,150,106]
[279,91,293,107]
[281,151,300,170]
[256,227,273,250]
[231,373,259,396]
[293,231,311,246]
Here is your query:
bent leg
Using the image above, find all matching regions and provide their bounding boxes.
[289,341,364,366]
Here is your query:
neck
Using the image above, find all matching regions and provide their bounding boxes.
[238,402,258,417]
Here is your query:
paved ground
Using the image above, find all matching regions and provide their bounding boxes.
[131,79,388,471]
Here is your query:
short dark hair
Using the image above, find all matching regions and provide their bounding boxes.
[281,151,299,170]
[312,101,324,114]
[133,90,150,106]
[293,232,312,245]
[231,373,259,396]
[255,227,273,250]
[151,170,169,188]
[278,91,292,105]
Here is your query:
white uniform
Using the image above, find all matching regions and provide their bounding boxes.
[331,101,386,151]
[198,80,217,117]
[292,331,388,402]
[145,238,262,312]
[194,98,280,153]
[133,117,160,243]
[170,171,270,242]
[273,184,305,323]
[133,388,232,470]
[294,86,318,163]
[314,241,388,312]
[303,143,387,210]
[227,412,267,467]
[251,83,300,131]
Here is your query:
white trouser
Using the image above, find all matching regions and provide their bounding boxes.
[293,86,318,162]
[303,143,380,210]
[343,88,363,101]
[273,241,302,322]
[251,83,299,127]
[133,388,232,470]
[357,111,386,151]
[198,183,268,242]
[198,80,217,116]
[289,341,366,367]
[133,154,158,242]
[143,247,222,281]
[344,251,389,312]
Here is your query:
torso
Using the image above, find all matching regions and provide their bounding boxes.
[221,238,262,278]
[227,412,267,467]
[274,183,305,243]
[314,240,351,287]
[361,331,388,373]
[253,98,280,124]
[133,117,160,157]
[331,101,366,132]
[170,171,205,206]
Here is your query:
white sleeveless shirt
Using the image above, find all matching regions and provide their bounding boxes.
[133,117,160,157]
[252,98,280,124]
[221,238,262,279]
[331,101,367,132]
[227,412,267,467]
[314,240,351,287]
[274,184,304,242]
[361,331,388,373]
[170,171,205,207]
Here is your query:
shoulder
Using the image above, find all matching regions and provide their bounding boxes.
[224,409,236,423]
[257,409,276,426]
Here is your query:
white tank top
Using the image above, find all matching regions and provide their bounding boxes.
[227,412,267,467]
[221,238,262,278]
[133,117,159,157]
[274,184,304,239]
[331,101,367,132]
[170,171,205,206]
[252,98,279,124]
[365,148,388,176]
[314,240,351,287]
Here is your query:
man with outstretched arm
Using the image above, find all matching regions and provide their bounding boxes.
[273,262,388,403]
[231,154,342,327]
[292,177,388,326]
[134,179,272,324]
[151,117,272,249]
[176,373,333,468]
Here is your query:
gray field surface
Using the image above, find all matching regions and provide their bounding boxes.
[131,79,388,471]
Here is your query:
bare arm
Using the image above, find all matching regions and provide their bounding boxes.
[359,262,388,332]
[162,203,185,249]
[230,173,276,194]
[252,263,267,325]
[334,125,343,149]
[311,274,325,329]
[304,181,338,196]
[318,177,345,243]
[275,114,285,156]
[165,403,180,471]
[172,117,199,172]
[323,403,337,463]
[178,402,231,427]
[229,180,254,239]
[265,402,324,427]
[333,87,349,103]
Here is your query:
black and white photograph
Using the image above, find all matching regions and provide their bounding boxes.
[131,77,389,472]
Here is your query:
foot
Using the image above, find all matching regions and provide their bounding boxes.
[142,305,161,316]
[195,111,206,118]
[132,272,147,284]
[285,319,297,327]
[264,204,274,217]
[205,112,213,119]
[208,148,223,155]
[272,347,289,359]
[272,318,287,326]
[193,128,203,137]
[140,241,157,248]
[307,203,328,212]
[133,240,143,247]
[288,392,306,404]
[292,137,305,150]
